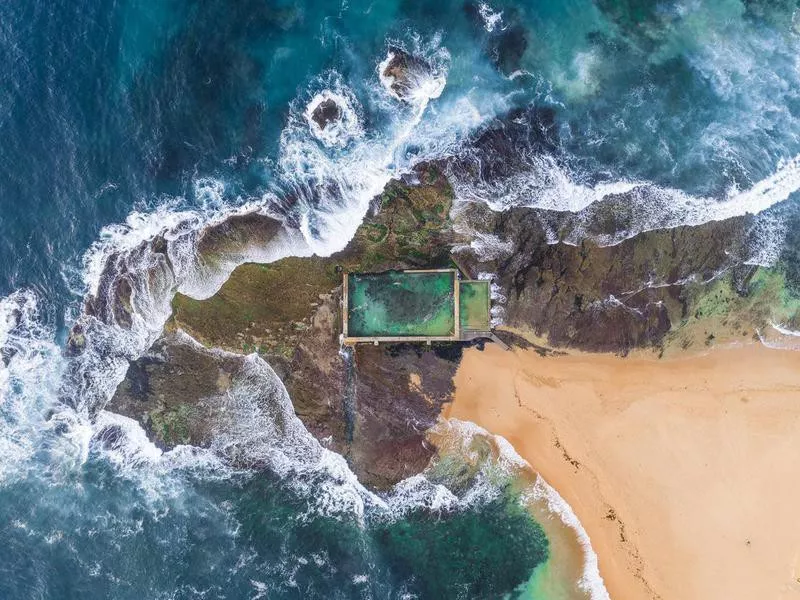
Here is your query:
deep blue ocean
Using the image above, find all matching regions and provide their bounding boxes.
[2,1,800,598]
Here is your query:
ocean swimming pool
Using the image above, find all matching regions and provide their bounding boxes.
[459,280,490,331]
[345,270,457,338]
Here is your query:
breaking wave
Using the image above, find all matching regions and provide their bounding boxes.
[1,9,798,596]
[434,419,610,600]
[477,3,504,33]
[449,122,800,254]
[0,291,62,482]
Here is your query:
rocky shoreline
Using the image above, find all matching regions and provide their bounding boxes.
[101,158,800,490]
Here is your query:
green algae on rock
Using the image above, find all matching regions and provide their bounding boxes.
[663,266,800,355]
[109,161,799,493]
[112,167,465,489]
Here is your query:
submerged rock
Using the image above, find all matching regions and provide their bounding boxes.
[464,3,529,75]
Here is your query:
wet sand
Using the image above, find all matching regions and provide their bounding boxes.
[444,343,800,600]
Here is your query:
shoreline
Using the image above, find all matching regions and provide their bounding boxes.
[444,342,800,600]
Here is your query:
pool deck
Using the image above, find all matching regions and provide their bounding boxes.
[341,269,507,349]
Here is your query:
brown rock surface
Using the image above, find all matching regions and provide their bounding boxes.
[455,200,753,353]
[109,166,464,489]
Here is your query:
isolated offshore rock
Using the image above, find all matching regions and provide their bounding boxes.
[380,46,435,102]
[310,98,342,130]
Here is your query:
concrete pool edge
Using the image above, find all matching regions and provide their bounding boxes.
[342,269,503,347]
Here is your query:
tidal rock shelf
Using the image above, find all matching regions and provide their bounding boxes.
[107,163,800,489]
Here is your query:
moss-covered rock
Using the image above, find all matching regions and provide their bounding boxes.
[454,200,755,353]
[110,333,244,450]
[663,267,800,354]
[111,165,463,489]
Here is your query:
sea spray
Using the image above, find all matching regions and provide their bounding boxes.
[1,2,799,596]
[0,291,63,482]
[448,115,800,252]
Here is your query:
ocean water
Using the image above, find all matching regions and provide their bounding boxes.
[2,0,800,598]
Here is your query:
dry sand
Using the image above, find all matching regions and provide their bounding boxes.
[444,342,800,600]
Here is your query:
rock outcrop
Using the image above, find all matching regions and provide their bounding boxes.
[105,154,795,490]
[309,98,341,130]
[109,332,247,449]
[109,165,463,489]
[379,47,438,103]
[455,200,754,353]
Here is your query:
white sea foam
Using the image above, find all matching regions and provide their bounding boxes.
[383,474,459,515]
[450,151,639,213]
[525,477,611,600]
[506,69,534,81]
[442,418,611,600]
[187,348,385,521]
[194,177,226,211]
[475,272,507,326]
[770,322,800,337]
[91,410,164,468]
[0,291,65,483]
[756,322,800,351]
[744,202,791,267]
[452,149,800,248]
[478,3,504,32]
[470,232,514,261]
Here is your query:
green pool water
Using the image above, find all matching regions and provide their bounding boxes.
[347,271,456,337]
[459,281,491,331]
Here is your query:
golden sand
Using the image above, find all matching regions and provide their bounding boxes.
[444,343,800,600]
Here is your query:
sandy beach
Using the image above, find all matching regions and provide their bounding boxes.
[444,342,800,600]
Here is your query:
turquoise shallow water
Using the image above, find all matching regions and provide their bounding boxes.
[347,271,456,337]
[2,0,800,598]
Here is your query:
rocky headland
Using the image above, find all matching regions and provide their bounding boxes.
[102,155,800,490]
